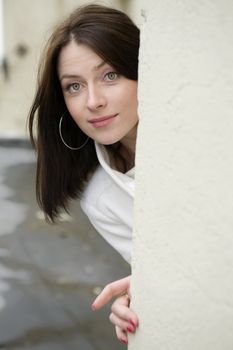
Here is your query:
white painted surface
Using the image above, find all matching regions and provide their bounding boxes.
[130,0,233,349]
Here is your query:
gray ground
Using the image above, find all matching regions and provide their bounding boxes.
[0,140,130,349]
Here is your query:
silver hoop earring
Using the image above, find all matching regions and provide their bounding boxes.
[59,114,89,151]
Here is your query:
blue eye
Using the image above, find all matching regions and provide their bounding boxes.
[69,83,81,92]
[105,72,118,81]
[64,82,82,94]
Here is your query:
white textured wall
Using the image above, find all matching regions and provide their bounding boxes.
[130,0,233,349]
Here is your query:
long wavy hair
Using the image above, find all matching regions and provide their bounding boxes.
[28,4,139,222]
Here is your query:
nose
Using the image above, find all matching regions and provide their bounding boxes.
[86,85,107,111]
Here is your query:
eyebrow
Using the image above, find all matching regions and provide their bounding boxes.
[60,60,107,82]
[93,60,107,71]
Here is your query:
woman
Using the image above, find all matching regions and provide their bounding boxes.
[29,4,139,344]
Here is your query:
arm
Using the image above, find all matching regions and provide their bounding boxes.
[92,276,139,344]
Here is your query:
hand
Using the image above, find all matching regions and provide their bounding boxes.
[91,275,139,344]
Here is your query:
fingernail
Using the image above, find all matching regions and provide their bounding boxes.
[91,303,96,311]
[120,338,128,344]
[129,319,137,327]
[127,325,135,333]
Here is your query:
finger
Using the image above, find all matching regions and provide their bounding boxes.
[111,301,137,323]
[109,312,129,332]
[115,326,128,345]
[112,294,130,309]
[111,294,139,325]
[110,295,129,321]
[92,276,130,310]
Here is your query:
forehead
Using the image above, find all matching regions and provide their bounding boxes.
[58,41,104,77]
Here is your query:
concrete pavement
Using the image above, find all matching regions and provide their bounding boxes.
[0,140,130,349]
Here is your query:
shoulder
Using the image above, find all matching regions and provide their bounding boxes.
[80,166,114,218]
[80,164,133,264]
[81,165,134,226]
[82,166,112,205]
[81,160,134,214]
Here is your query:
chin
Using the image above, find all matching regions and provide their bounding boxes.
[102,141,118,146]
[96,136,121,146]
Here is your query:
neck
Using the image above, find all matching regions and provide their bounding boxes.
[119,126,137,171]
[106,126,137,173]
[120,126,137,161]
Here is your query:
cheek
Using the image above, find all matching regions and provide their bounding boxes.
[130,91,138,114]
[121,83,138,108]
[64,99,82,122]
[123,91,138,114]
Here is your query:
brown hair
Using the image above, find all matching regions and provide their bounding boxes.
[28,4,139,222]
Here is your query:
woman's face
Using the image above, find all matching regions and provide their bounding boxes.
[58,41,138,147]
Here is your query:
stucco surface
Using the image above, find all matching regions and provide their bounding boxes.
[130,1,233,349]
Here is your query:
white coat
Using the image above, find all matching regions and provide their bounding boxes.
[80,142,134,264]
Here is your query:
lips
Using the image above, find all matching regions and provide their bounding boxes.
[89,114,118,128]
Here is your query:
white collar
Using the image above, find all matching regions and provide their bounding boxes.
[95,142,135,197]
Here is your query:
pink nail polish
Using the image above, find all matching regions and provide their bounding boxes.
[127,325,135,333]
[129,319,137,327]
[120,338,128,344]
